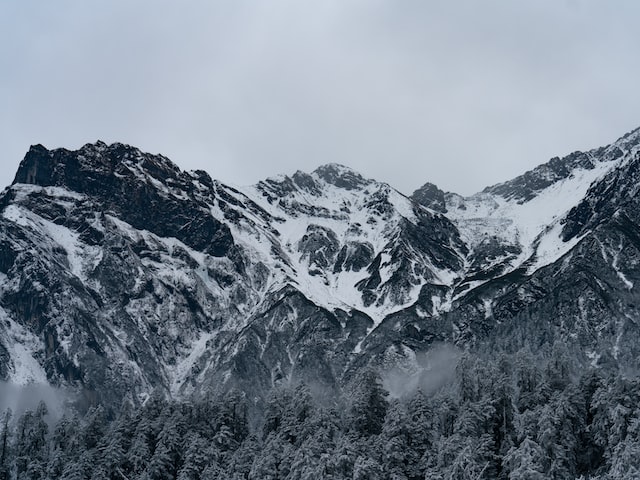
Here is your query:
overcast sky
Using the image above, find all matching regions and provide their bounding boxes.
[2,1,640,196]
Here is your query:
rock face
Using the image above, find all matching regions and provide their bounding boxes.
[411,182,447,213]
[1,127,640,407]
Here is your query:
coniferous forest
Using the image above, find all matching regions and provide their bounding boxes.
[1,344,639,480]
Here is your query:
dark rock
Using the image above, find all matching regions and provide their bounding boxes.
[484,152,594,203]
[411,182,447,213]
[333,241,374,273]
[313,164,370,190]
[13,142,238,259]
[297,224,340,269]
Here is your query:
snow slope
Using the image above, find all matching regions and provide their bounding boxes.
[444,132,640,282]
[231,165,464,326]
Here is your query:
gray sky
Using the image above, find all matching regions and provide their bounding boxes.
[2,1,640,196]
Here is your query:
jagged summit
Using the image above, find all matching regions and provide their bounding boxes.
[255,163,374,203]
[12,141,183,191]
[482,126,640,204]
[482,151,597,203]
[10,141,236,258]
[312,163,371,190]
[406,128,640,288]
[409,126,640,214]
[609,125,640,150]
[411,182,447,213]
[0,140,468,402]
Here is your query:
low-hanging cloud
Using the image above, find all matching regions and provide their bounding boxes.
[383,343,462,398]
[0,382,70,424]
[1,1,640,196]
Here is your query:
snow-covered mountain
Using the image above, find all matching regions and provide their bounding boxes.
[1,127,640,406]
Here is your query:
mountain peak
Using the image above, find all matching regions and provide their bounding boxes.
[9,140,237,261]
[312,163,371,190]
[12,144,61,187]
[12,141,182,190]
[481,150,597,203]
[480,126,640,204]
[411,182,447,213]
[610,125,640,153]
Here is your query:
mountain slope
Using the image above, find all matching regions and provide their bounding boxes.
[412,127,640,292]
[0,142,467,404]
[419,128,640,367]
[1,127,640,407]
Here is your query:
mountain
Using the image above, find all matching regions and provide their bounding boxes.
[1,127,640,408]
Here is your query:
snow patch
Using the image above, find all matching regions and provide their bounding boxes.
[483,298,493,319]
[586,350,601,368]
[3,205,102,281]
[0,307,48,385]
[611,245,633,290]
[527,222,585,275]
[168,332,214,396]
[448,157,621,284]
[237,176,457,327]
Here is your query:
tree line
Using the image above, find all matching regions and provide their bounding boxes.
[1,342,639,479]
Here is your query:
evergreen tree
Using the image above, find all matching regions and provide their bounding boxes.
[437,434,494,480]
[456,353,479,403]
[329,433,358,479]
[348,369,389,436]
[513,349,549,413]
[287,428,334,480]
[14,401,49,479]
[489,355,516,462]
[96,420,127,479]
[607,415,640,479]
[46,414,78,479]
[82,405,107,451]
[249,434,293,480]
[227,434,261,480]
[147,415,184,480]
[0,410,11,480]
[127,404,157,477]
[60,449,95,480]
[352,455,384,480]
[379,400,415,480]
[262,387,292,440]
[218,389,249,445]
[503,437,545,480]
[536,386,585,479]
[545,341,575,392]
[177,433,211,480]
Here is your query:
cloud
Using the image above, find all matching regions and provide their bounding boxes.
[383,343,462,398]
[1,1,639,195]
[0,381,69,424]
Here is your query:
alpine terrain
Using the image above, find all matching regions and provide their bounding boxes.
[1,127,640,479]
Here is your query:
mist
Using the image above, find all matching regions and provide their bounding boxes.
[382,343,462,398]
[0,382,70,424]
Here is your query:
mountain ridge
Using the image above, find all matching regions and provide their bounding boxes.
[1,127,640,409]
